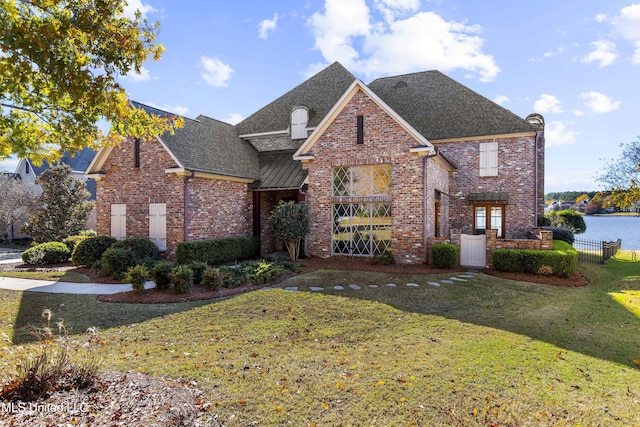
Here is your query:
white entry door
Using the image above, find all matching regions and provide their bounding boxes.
[460,234,486,267]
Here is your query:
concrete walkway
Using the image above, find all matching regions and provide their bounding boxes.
[0,276,154,294]
[0,247,155,295]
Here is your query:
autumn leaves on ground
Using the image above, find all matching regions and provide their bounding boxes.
[0,253,639,426]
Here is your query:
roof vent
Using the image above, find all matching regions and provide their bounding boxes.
[393,81,408,90]
[526,113,545,131]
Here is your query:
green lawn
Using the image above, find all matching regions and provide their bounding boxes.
[0,252,639,426]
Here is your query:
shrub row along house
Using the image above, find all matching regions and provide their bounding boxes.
[86,62,545,265]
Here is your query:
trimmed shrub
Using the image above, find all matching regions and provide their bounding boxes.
[202,268,221,290]
[171,265,193,294]
[22,242,71,265]
[101,247,137,279]
[189,261,208,286]
[432,243,459,269]
[492,240,578,278]
[110,238,160,261]
[151,261,174,290]
[126,264,149,293]
[541,227,575,245]
[547,209,586,234]
[175,236,260,265]
[71,236,117,267]
[62,235,90,253]
[371,251,395,265]
[244,260,284,284]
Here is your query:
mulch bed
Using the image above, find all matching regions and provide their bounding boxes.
[1,256,588,305]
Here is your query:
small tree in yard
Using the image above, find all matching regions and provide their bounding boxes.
[267,201,309,261]
[0,174,38,240]
[21,165,94,243]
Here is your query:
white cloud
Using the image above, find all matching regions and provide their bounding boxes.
[493,95,509,105]
[122,0,156,19]
[145,102,189,116]
[545,121,579,147]
[200,56,233,87]
[0,155,19,173]
[543,45,566,58]
[533,94,564,114]
[595,13,607,23]
[308,0,499,81]
[573,110,584,117]
[223,113,244,125]
[259,13,279,39]
[581,40,617,67]
[609,4,640,63]
[580,91,621,113]
[126,66,151,82]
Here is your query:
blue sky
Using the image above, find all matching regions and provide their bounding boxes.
[2,0,640,193]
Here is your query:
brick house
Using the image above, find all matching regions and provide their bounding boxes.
[86,62,545,264]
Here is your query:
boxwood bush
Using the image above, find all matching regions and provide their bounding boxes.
[176,236,260,265]
[541,226,575,245]
[431,243,459,269]
[71,236,117,267]
[151,261,174,290]
[492,240,578,278]
[172,265,194,294]
[22,242,71,265]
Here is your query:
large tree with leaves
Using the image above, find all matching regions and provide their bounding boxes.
[0,0,182,164]
[597,137,640,209]
[21,164,94,243]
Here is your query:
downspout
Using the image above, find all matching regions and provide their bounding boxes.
[184,171,195,241]
[423,149,439,263]
[534,131,539,226]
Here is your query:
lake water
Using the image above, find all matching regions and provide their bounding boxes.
[577,215,640,249]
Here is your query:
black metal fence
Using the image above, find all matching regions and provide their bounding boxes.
[573,238,622,264]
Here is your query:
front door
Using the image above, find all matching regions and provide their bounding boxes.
[460,234,486,267]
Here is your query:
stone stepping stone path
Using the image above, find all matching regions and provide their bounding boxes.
[266,272,477,294]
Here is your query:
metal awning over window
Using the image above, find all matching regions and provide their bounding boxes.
[468,192,509,203]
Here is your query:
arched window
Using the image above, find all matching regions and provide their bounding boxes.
[291,107,309,140]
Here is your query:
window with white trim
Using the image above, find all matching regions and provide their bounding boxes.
[473,204,504,238]
[479,142,498,176]
[110,204,126,240]
[149,203,167,251]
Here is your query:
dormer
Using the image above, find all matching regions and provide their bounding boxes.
[291,106,309,140]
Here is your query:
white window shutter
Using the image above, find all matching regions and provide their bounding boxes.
[110,204,126,240]
[479,142,498,176]
[291,108,308,140]
[149,203,167,251]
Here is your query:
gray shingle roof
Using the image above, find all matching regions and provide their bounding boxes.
[368,71,536,140]
[236,62,357,136]
[130,101,260,180]
[31,147,97,175]
[249,151,307,190]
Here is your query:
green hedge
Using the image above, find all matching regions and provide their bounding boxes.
[22,242,71,265]
[71,236,117,267]
[176,236,260,265]
[432,243,459,269]
[492,240,578,278]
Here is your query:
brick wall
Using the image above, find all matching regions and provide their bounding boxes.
[437,135,539,238]
[96,137,253,257]
[186,177,252,242]
[302,89,449,264]
[96,137,185,256]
